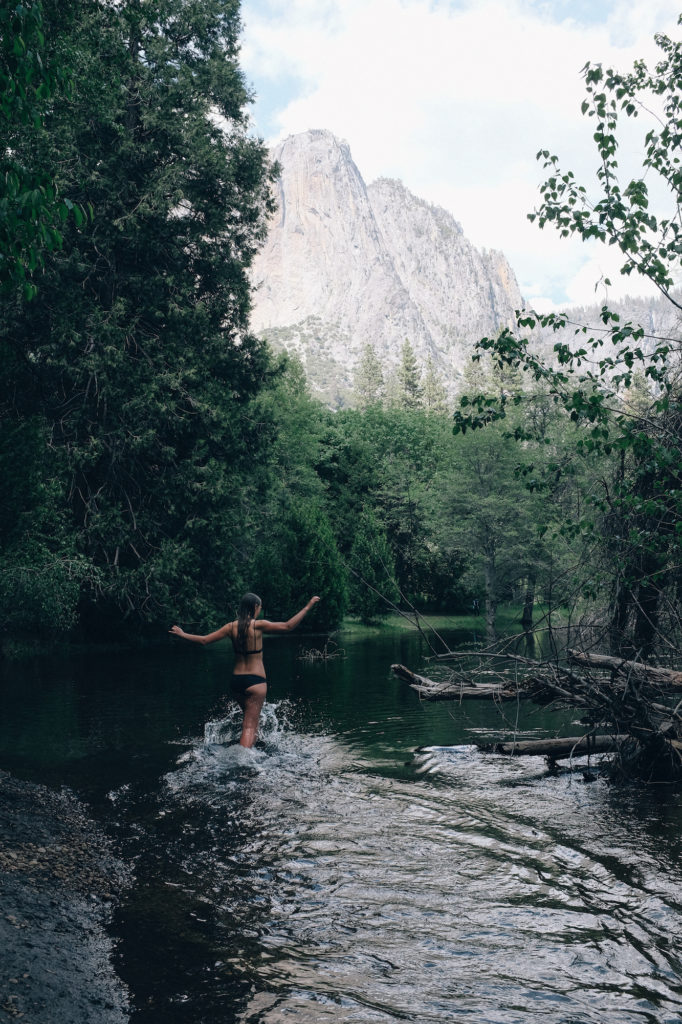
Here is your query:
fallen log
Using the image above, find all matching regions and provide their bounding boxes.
[485,734,628,759]
[395,650,682,779]
[567,650,682,689]
[392,663,519,700]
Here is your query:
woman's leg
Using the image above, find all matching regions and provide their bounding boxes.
[238,683,266,748]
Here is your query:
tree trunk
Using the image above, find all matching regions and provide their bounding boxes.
[608,578,631,656]
[633,563,664,661]
[484,550,497,642]
[566,649,682,688]
[521,568,536,631]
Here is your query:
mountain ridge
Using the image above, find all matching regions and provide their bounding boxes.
[249,129,523,404]
[249,130,679,406]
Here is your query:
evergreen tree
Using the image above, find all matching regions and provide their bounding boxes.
[353,342,385,408]
[348,509,398,623]
[254,353,327,503]
[439,420,533,640]
[422,355,448,415]
[0,0,276,638]
[396,339,423,409]
[383,369,402,409]
[252,499,347,631]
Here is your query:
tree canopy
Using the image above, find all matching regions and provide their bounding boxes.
[0,0,277,641]
[454,16,682,659]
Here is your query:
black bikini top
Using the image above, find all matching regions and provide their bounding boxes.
[232,639,263,655]
[232,624,263,656]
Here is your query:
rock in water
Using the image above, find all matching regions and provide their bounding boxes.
[249,129,522,404]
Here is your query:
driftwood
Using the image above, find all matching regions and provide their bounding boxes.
[391,663,519,701]
[487,734,628,759]
[567,649,682,688]
[397,646,682,781]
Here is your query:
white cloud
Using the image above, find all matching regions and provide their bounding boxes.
[241,0,682,306]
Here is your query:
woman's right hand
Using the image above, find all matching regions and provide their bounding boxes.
[308,596,321,607]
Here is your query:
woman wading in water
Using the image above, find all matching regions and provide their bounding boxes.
[170,593,320,748]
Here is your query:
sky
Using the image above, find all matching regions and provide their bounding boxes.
[238,0,681,311]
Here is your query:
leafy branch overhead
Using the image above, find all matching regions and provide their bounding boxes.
[456,18,682,433]
[532,29,682,307]
[455,16,682,666]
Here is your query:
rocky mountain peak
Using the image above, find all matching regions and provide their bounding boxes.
[249,130,523,405]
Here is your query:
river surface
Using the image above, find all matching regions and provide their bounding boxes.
[2,626,682,1023]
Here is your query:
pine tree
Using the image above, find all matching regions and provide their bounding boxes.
[396,339,423,409]
[353,343,385,408]
[422,355,449,415]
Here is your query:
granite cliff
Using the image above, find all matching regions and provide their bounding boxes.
[249,129,523,404]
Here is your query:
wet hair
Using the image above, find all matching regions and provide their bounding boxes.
[236,592,261,654]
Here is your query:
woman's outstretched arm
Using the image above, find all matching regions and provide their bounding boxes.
[258,596,320,633]
[169,623,232,645]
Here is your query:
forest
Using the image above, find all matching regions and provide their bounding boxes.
[2,0,682,689]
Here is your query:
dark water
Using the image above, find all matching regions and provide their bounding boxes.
[2,628,682,1023]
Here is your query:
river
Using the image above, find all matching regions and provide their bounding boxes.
[1,626,682,1023]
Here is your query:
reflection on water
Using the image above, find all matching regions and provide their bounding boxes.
[114,707,682,1023]
[2,632,682,1022]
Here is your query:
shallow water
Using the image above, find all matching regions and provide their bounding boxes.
[2,629,682,1022]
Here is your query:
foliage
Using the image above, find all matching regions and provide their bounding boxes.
[454,18,682,658]
[11,6,681,661]
[353,342,385,408]
[0,415,100,639]
[240,354,348,630]
[348,509,398,623]
[422,355,449,415]
[251,498,347,632]
[317,405,474,612]
[394,338,423,409]
[0,0,87,298]
[0,0,276,641]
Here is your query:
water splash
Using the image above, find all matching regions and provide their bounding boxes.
[203,699,294,749]
[162,699,317,806]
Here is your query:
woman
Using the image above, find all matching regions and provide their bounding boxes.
[170,593,320,748]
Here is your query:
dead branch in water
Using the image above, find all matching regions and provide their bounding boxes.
[391,663,519,701]
[566,649,682,689]
[395,640,682,782]
[486,734,629,759]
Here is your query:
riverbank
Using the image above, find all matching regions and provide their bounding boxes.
[0,770,130,1024]
[339,604,551,639]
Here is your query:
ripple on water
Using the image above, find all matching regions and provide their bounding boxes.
[132,704,682,1024]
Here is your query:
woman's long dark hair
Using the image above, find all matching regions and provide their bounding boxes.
[236,592,261,654]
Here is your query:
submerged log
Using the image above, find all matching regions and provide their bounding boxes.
[486,734,628,759]
[391,663,519,700]
[567,650,682,689]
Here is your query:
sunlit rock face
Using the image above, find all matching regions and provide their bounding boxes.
[249,129,523,404]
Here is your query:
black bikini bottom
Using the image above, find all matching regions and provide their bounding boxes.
[231,673,267,696]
